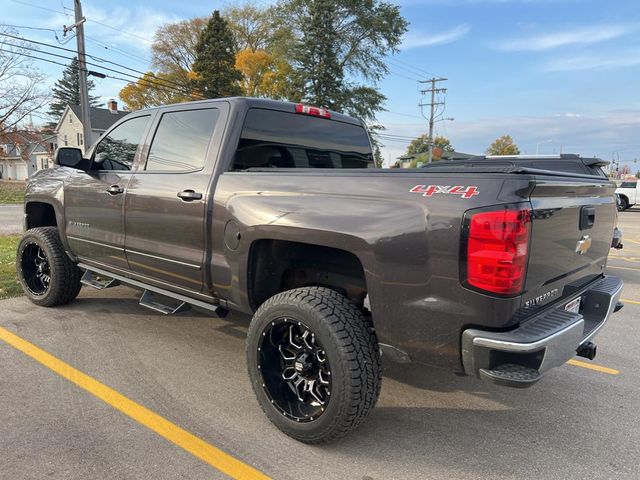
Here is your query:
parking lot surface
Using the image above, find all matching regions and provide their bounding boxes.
[1,210,639,480]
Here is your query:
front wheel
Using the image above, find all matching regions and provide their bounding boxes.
[246,287,382,443]
[16,227,82,307]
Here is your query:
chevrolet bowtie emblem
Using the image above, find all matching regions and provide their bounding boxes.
[575,235,592,255]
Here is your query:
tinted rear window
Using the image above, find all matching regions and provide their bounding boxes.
[232,108,373,170]
[620,182,637,188]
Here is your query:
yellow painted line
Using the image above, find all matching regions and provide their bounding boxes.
[567,359,620,375]
[622,298,640,305]
[0,326,270,480]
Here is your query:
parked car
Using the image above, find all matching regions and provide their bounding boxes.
[17,98,624,443]
[615,181,638,210]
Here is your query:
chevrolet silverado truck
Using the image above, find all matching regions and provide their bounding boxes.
[17,98,624,443]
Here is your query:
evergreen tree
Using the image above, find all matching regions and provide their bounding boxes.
[191,11,243,98]
[294,0,344,109]
[288,0,407,123]
[49,57,100,120]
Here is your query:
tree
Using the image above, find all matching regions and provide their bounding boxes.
[119,72,192,110]
[373,146,383,168]
[151,17,208,85]
[48,57,100,121]
[191,11,243,98]
[287,0,407,122]
[235,49,296,99]
[486,135,520,155]
[0,27,48,135]
[406,134,454,157]
[434,136,454,152]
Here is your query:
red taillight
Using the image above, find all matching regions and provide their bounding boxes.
[295,103,331,119]
[465,208,531,295]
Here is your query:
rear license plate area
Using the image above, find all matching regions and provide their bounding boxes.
[564,297,581,314]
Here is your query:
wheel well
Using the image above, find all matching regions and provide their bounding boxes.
[248,239,367,311]
[25,202,57,229]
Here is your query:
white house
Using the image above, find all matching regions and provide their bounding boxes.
[55,100,128,153]
[0,130,56,180]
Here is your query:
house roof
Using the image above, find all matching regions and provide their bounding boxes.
[0,130,55,161]
[67,105,129,131]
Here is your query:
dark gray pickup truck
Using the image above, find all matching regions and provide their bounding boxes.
[17,98,623,443]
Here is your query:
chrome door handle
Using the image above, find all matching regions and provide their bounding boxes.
[107,185,124,195]
[177,190,203,201]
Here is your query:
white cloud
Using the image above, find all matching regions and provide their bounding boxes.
[402,24,470,49]
[44,5,180,53]
[496,24,637,52]
[543,50,640,71]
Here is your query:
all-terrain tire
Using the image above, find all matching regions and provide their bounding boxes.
[16,227,82,307]
[246,287,382,444]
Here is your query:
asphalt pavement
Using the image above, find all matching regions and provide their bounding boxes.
[0,210,639,479]
[0,204,23,235]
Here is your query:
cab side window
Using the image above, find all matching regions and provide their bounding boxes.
[144,108,219,172]
[92,115,150,171]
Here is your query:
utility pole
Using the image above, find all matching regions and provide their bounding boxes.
[64,0,91,151]
[419,77,447,163]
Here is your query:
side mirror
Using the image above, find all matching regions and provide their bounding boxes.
[55,147,88,171]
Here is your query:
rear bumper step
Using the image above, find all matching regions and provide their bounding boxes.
[462,275,623,388]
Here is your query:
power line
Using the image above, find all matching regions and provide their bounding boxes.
[387,57,442,79]
[388,69,421,83]
[0,47,203,101]
[383,110,423,120]
[0,39,198,98]
[0,31,200,97]
[84,36,150,66]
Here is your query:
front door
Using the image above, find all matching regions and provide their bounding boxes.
[124,106,223,292]
[64,114,152,269]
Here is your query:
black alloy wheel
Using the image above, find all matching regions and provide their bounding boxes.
[16,227,82,307]
[246,287,382,443]
[20,242,51,296]
[259,319,331,422]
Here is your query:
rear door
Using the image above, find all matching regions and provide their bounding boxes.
[124,103,227,292]
[64,114,152,268]
[523,177,617,309]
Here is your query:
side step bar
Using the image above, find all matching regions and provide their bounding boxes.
[81,270,120,290]
[139,290,189,315]
[78,263,227,317]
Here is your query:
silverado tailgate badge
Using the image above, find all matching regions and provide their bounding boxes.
[575,235,592,255]
[410,185,479,199]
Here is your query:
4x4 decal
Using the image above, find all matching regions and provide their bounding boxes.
[410,184,480,199]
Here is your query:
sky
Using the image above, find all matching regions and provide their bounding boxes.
[2,0,640,168]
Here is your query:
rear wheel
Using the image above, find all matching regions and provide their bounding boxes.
[246,287,381,443]
[16,227,82,307]
[618,196,629,211]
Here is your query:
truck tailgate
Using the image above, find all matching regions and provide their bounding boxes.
[524,178,617,309]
